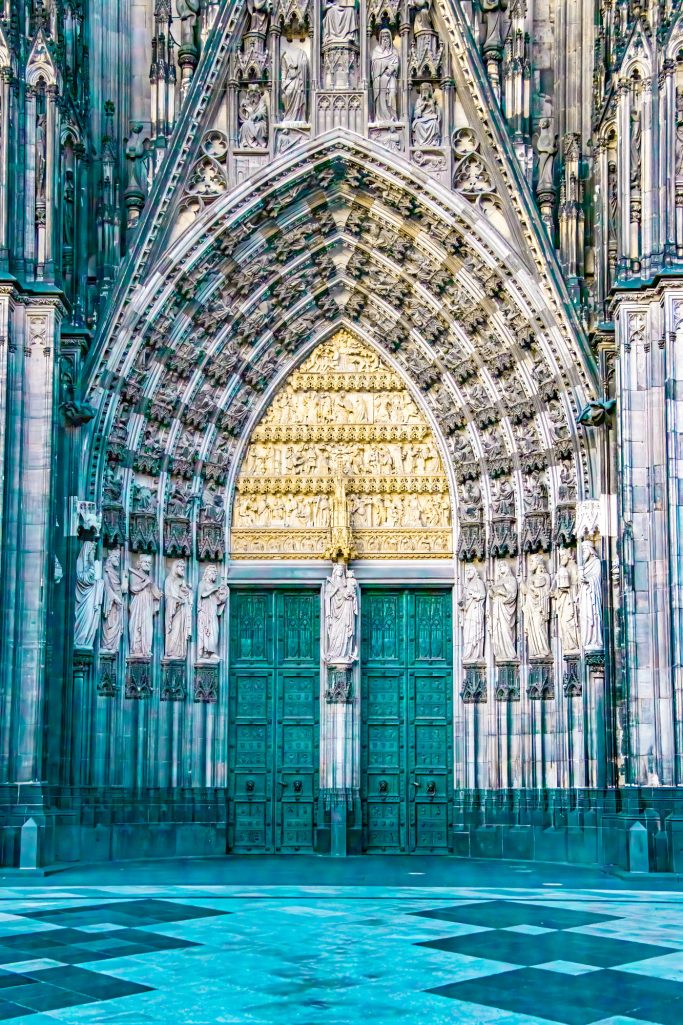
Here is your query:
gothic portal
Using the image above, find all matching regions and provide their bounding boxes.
[3,0,683,869]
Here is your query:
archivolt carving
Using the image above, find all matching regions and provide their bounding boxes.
[231,330,452,558]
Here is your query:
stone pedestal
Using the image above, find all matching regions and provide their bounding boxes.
[495,662,520,701]
[161,660,187,702]
[461,663,487,704]
[126,657,152,700]
[194,662,219,703]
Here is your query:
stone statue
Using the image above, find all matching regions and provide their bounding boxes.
[676,88,683,177]
[197,565,228,662]
[520,554,552,659]
[74,542,104,649]
[128,554,162,658]
[101,550,127,654]
[247,0,271,35]
[490,561,518,661]
[460,565,486,663]
[164,560,193,660]
[412,84,441,147]
[553,549,580,655]
[324,564,359,664]
[578,540,603,650]
[322,0,358,47]
[175,0,201,46]
[371,30,399,123]
[35,114,47,204]
[281,48,309,122]
[630,108,642,191]
[239,86,269,149]
[535,112,556,192]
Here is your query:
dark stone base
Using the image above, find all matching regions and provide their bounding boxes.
[2,785,683,870]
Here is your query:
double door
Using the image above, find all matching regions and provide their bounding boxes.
[361,589,453,853]
[228,589,320,852]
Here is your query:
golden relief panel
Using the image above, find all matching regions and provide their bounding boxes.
[231,330,453,559]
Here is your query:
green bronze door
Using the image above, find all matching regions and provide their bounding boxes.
[228,589,320,852]
[361,589,453,853]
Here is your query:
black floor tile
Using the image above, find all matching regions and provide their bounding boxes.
[0,1000,29,1021]
[419,927,675,968]
[413,899,618,931]
[429,965,683,1025]
[8,982,95,1013]
[24,899,228,928]
[33,965,153,999]
[0,976,30,991]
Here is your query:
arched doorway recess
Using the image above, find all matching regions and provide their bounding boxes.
[64,128,602,857]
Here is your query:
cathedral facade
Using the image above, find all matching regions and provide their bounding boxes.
[0,0,682,870]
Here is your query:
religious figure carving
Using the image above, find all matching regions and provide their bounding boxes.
[326,471,355,561]
[247,0,271,34]
[412,84,441,147]
[460,565,486,663]
[553,549,580,655]
[101,550,127,654]
[35,114,47,205]
[578,540,603,650]
[520,554,552,659]
[324,564,359,664]
[490,562,518,661]
[322,0,358,46]
[164,560,193,660]
[281,48,309,122]
[535,105,556,192]
[176,0,201,46]
[197,565,228,662]
[371,30,399,123]
[239,86,269,149]
[630,108,642,191]
[676,88,683,177]
[128,555,162,658]
[74,542,104,649]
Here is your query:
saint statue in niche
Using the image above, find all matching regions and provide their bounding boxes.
[324,564,359,664]
[101,550,127,654]
[74,542,104,649]
[489,561,518,661]
[578,540,603,650]
[552,549,580,655]
[520,554,552,659]
[129,554,162,658]
[239,86,269,149]
[281,48,309,122]
[175,0,201,46]
[322,0,358,47]
[164,560,193,660]
[197,565,228,662]
[460,564,486,663]
[371,30,399,123]
[412,83,441,147]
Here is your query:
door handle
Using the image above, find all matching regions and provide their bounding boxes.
[410,779,421,788]
[277,778,289,788]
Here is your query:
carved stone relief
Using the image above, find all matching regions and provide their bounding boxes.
[231,330,452,558]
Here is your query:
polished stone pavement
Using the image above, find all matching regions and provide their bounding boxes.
[0,861,681,1024]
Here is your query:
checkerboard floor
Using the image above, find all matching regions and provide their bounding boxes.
[0,884,680,1023]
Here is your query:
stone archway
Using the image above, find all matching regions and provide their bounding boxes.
[63,135,607,856]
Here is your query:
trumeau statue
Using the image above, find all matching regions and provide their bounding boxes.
[128,555,162,658]
[552,549,580,655]
[324,563,359,664]
[489,561,518,661]
[197,565,228,662]
[460,564,486,663]
[579,540,603,651]
[280,48,309,122]
[164,560,193,660]
[74,542,104,649]
[101,550,127,654]
[520,554,552,659]
[371,30,399,123]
